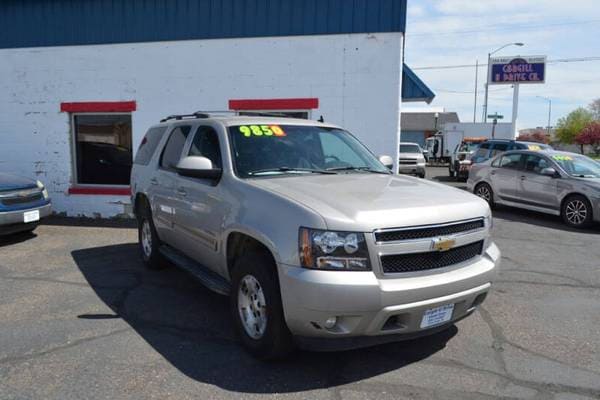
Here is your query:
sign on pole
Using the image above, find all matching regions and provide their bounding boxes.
[489,55,546,85]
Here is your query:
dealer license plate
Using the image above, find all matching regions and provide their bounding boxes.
[420,303,455,329]
[23,210,40,223]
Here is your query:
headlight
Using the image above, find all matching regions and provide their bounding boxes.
[36,180,49,199]
[484,214,493,229]
[299,228,371,270]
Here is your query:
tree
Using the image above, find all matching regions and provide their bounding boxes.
[575,121,600,156]
[555,107,594,145]
[589,98,600,121]
[517,129,549,144]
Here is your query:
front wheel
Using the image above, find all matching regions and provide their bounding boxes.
[137,203,166,270]
[474,182,494,207]
[562,195,593,228]
[230,251,294,359]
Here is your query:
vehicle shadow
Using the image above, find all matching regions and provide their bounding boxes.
[72,243,457,394]
[43,215,136,229]
[492,206,600,234]
[0,230,37,247]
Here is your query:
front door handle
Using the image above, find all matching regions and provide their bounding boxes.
[490,171,496,176]
[520,175,526,180]
[150,178,158,185]
[177,187,187,196]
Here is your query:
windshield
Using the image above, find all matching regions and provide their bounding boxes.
[399,144,421,153]
[552,154,600,178]
[458,142,480,152]
[228,124,389,178]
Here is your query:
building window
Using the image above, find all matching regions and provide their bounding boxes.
[72,114,133,185]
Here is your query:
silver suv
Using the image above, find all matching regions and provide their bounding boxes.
[131,113,500,358]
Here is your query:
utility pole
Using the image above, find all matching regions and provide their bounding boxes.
[483,42,524,122]
[511,84,520,138]
[473,60,478,123]
[537,96,552,137]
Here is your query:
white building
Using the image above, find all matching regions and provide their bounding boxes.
[0,0,434,217]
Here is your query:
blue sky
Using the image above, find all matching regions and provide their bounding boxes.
[403,0,600,130]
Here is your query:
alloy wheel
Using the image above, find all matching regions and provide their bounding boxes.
[141,219,153,258]
[565,200,588,226]
[476,185,492,203]
[238,275,268,339]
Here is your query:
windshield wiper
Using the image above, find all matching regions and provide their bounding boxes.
[248,167,337,176]
[326,166,391,174]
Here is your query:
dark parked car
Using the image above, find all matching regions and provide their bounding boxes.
[0,173,52,235]
[469,139,553,164]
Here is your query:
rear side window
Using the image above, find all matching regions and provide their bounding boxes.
[134,126,167,165]
[490,143,508,158]
[498,153,523,169]
[160,126,191,171]
[472,143,490,161]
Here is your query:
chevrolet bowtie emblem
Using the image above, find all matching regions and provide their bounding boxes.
[432,237,456,252]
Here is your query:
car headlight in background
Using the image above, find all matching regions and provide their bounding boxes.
[299,228,371,270]
[36,180,49,199]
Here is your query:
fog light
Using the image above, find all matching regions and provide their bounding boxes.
[324,316,337,329]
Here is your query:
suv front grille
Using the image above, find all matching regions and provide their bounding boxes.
[0,190,44,206]
[375,219,485,242]
[380,240,484,274]
[399,158,417,165]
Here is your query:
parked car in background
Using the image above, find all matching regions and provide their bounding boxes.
[398,142,426,178]
[461,139,553,181]
[131,113,500,359]
[468,150,600,228]
[449,137,487,180]
[0,173,51,235]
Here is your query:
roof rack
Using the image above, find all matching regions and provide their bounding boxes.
[160,110,309,123]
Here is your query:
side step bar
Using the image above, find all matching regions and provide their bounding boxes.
[159,245,231,296]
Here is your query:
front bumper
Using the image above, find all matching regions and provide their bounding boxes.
[398,164,426,176]
[279,242,500,340]
[0,203,52,235]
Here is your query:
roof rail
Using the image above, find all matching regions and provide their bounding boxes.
[160,111,211,123]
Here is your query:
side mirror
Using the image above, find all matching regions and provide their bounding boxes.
[176,156,222,180]
[379,155,394,170]
[541,167,559,178]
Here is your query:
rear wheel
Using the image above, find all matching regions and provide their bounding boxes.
[230,251,294,359]
[137,201,166,270]
[562,195,593,228]
[474,182,494,207]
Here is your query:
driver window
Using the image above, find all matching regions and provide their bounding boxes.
[189,126,222,169]
[524,155,549,175]
[320,132,365,167]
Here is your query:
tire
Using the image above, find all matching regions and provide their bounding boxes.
[448,166,455,177]
[474,182,494,207]
[137,201,166,270]
[230,250,294,360]
[418,173,426,179]
[561,195,593,228]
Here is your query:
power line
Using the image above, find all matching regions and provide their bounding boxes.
[412,57,600,71]
[409,19,600,37]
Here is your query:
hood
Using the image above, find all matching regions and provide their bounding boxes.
[0,172,37,192]
[249,173,490,231]
[399,152,423,159]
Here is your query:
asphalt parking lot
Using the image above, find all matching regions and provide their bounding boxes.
[1,167,599,400]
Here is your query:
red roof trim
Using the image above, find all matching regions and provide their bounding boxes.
[60,101,137,113]
[228,98,319,110]
[68,186,131,196]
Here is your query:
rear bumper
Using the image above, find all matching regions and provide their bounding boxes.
[279,242,500,341]
[0,203,52,235]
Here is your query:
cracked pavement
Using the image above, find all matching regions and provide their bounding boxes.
[1,167,599,399]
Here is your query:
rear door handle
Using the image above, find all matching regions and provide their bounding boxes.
[177,187,187,196]
[490,171,496,175]
[150,178,158,185]
[520,175,526,180]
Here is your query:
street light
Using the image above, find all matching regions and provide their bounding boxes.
[483,42,525,122]
[537,96,552,137]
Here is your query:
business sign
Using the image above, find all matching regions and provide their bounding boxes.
[489,55,546,85]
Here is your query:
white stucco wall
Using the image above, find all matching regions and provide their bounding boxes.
[0,32,403,217]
